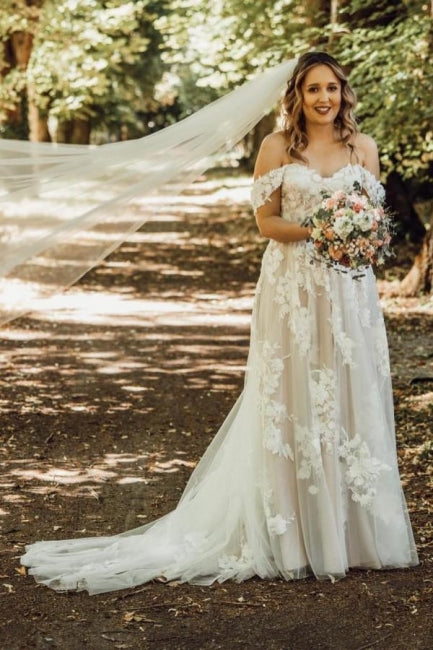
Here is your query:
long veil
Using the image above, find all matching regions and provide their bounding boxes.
[0,58,297,326]
[17,56,421,595]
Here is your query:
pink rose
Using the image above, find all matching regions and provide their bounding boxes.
[353,200,366,212]
[332,190,346,202]
[324,197,337,210]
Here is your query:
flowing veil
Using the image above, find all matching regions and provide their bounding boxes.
[0,58,297,326]
[17,56,420,594]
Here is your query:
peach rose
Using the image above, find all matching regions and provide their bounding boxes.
[329,245,343,261]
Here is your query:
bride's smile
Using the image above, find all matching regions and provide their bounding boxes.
[301,64,342,127]
[20,51,419,596]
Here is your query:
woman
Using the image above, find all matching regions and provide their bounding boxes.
[21,52,419,594]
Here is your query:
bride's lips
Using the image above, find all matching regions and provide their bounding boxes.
[314,106,332,114]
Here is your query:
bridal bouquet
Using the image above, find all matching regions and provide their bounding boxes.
[303,182,393,276]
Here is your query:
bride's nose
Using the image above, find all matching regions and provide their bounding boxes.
[318,88,330,102]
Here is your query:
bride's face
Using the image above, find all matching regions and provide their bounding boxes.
[301,64,342,126]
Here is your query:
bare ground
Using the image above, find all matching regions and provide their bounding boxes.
[0,173,432,650]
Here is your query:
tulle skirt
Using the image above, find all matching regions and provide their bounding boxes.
[21,242,419,594]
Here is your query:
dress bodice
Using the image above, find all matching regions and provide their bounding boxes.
[251,163,385,223]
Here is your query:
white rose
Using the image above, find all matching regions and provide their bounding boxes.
[333,216,354,240]
[354,211,374,232]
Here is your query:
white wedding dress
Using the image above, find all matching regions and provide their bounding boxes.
[21,162,419,594]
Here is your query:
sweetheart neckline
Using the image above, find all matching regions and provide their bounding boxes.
[253,162,379,186]
[279,162,366,180]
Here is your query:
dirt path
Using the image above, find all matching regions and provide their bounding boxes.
[0,173,432,649]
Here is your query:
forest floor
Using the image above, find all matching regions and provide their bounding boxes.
[0,171,432,650]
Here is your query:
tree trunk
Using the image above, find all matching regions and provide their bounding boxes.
[240,112,277,172]
[385,171,426,243]
[400,228,433,296]
[70,118,91,144]
[9,31,34,67]
[304,0,330,27]
[27,82,50,142]
[0,31,35,137]
[0,2,45,138]
[330,0,339,25]
[55,118,91,144]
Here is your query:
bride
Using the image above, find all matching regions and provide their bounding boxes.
[21,51,419,594]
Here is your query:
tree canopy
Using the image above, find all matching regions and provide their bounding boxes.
[0,0,168,142]
[0,0,432,181]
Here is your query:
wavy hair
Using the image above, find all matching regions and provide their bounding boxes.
[281,52,358,163]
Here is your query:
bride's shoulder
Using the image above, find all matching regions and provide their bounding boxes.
[351,132,380,179]
[254,131,288,179]
[260,130,287,147]
[351,132,378,162]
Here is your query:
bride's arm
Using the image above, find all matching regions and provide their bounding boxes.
[253,134,311,243]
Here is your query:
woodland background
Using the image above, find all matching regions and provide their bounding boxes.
[1,3,433,649]
[1,0,432,294]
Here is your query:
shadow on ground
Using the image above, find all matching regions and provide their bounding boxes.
[0,173,432,649]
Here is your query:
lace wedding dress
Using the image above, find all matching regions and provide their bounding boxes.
[21,162,419,594]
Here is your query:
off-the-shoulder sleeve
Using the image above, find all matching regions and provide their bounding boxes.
[360,167,385,206]
[250,166,285,215]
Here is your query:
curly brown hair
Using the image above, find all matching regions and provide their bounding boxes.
[281,52,358,163]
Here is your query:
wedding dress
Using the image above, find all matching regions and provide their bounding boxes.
[21,162,419,594]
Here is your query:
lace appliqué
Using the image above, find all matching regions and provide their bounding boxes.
[258,342,293,460]
[311,367,338,453]
[293,367,337,493]
[263,400,293,460]
[251,167,285,215]
[338,431,391,508]
[294,423,322,482]
[268,513,296,536]
[359,168,386,207]
[274,271,312,356]
[328,292,356,367]
[345,274,372,329]
[356,280,372,328]
[281,182,320,221]
[373,318,391,377]
[218,542,255,580]
[263,484,296,537]
[262,241,285,285]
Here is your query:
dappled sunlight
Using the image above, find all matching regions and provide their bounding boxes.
[406,391,433,411]
[0,446,199,528]
[378,280,433,316]
[149,458,196,474]
[29,294,254,328]
[0,172,255,545]
[0,175,255,328]
[12,466,117,485]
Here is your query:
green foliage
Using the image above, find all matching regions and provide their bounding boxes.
[332,6,433,181]
[30,0,166,132]
[0,0,432,183]
[0,0,169,140]
[168,0,432,183]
